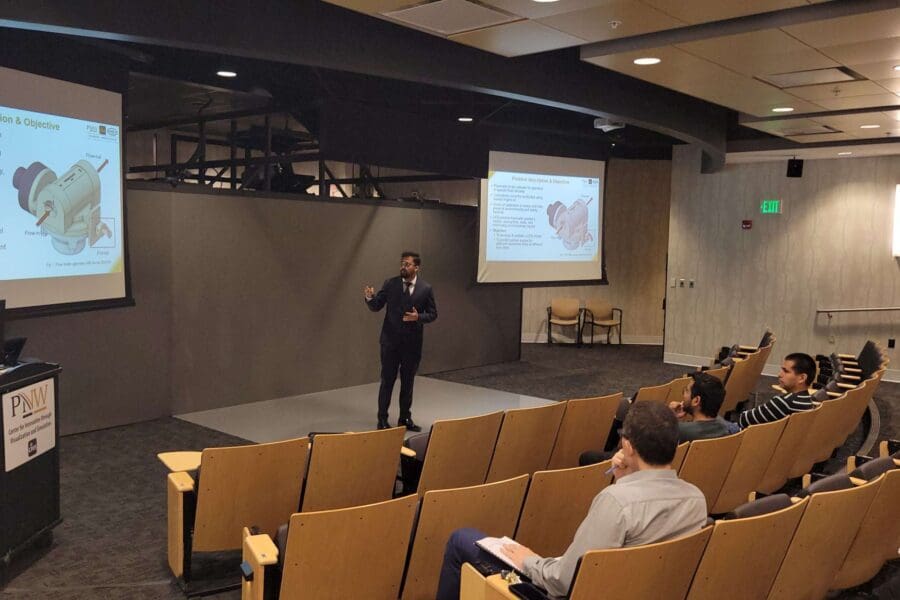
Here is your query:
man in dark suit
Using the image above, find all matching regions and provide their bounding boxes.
[364,251,437,431]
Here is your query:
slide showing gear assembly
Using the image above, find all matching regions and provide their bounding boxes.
[0,105,123,282]
[13,158,111,255]
[546,199,593,251]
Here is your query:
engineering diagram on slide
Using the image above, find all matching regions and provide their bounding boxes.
[12,158,113,255]
[546,199,593,251]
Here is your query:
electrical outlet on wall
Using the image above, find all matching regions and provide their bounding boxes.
[889,338,896,349]
[828,335,836,344]
[689,280,695,288]
[679,279,685,287]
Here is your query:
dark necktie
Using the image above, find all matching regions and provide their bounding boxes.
[404,281,412,296]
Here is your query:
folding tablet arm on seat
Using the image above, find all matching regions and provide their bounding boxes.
[241,527,279,600]
[167,471,196,580]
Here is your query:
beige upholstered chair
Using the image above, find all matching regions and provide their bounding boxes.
[581,298,622,346]
[547,297,581,344]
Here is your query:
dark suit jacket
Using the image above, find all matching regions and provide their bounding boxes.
[366,276,437,353]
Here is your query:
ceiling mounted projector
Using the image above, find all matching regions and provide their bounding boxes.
[593,117,625,132]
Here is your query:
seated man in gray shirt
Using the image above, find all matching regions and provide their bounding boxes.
[435,402,708,600]
[670,371,732,441]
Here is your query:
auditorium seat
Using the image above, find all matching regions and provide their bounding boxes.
[401,411,504,495]
[711,418,786,514]
[677,431,744,512]
[300,427,405,512]
[686,495,808,600]
[756,403,821,494]
[401,475,529,600]
[546,297,580,344]
[766,474,881,600]
[240,495,418,600]
[547,393,621,469]
[702,364,730,383]
[514,462,612,557]
[580,298,622,346]
[485,403,566,483]
[165,437,309,583]
[632,380,671,404]
[665,375,692,405]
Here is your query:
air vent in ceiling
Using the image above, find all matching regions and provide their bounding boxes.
[779,124,840,136]
[759,67,860,89]
[383,0,517,36]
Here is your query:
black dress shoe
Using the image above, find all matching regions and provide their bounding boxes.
[377,419,389,430]
[398,418,421,432]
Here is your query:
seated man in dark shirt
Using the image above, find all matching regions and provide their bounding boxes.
[738,352,816,429]
[669,371,731,442]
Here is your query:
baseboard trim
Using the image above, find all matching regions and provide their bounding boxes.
[524,334,663,345]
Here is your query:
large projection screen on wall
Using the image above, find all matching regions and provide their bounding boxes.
[478,151,606,283]
[0,65,129,316]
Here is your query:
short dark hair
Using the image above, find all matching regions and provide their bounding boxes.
[622,401,679,466]
[785,352,816,385]
[401,251,421,266]
[689,372,726,418]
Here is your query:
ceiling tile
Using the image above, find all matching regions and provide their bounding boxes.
[785,80,887,101]
[537,1,683,44]
[818,37,900,66]
[781,8,900,48]
[848,59,900,81]
[885,109,900,121]
[450,20,586,56]
[641,0,806,24]
[383,0,518,36]
[676,30,838,77]
[813,111,897,132]
[324,0,416,15]
[877,79,900,93]
[814,93,900,111]
[783,132,860,143]
[476,0,622,20]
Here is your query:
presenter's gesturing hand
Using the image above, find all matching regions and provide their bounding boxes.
[403,307,419,322]
[364,285,375,300]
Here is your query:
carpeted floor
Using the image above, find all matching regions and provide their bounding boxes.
[1,343,897,598]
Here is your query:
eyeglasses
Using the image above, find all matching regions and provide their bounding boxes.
[400,261,417,267]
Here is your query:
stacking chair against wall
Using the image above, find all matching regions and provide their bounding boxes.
[632,381,671,404]
[300,427,405,512]
[677,431,744,512]
[711,419,786,514]
[756,403,821,494]
[411,411,504,496]
[167,437,309,582]
[546,297,581,344]
[514,462,612,557]
[241,495,418,600]
[766,475,882,600]
[686,495,808,600]
[401,475,530,600]
[485,402,567,483]
[831,461,900,590]
[547,393,621,469]
[567,527,713,600]
[580,298,622,346]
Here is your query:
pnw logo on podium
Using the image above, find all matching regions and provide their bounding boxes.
[3,378,55,471]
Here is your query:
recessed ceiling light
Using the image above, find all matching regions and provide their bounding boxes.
[894,65,900,71]
[838,152,852,156]
[532,0,560,3]
[458,116,473,123]
[771,107,794,113]
[633,57,661,66]
[216,70,237,78]
[860,124,881,129]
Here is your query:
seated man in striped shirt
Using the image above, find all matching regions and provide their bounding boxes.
[738,352,816,429]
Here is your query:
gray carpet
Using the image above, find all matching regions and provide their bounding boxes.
[1,344,897,598]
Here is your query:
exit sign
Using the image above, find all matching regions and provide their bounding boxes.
[761,199,782,214]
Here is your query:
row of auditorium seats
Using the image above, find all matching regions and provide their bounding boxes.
[462,444,900,600]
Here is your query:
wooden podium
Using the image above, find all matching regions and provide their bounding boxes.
[0,362,61,570]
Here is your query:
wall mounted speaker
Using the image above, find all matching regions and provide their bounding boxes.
[787,158,804,178]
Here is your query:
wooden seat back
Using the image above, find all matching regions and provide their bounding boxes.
[568,527,713,600]
[401,475,529,600]
[767,477,881,600]
[756,404,821,494]
[547,393,621,470]
[721,353,759,414]
[514,462,612,557]
[789,394,851,478]
[417,411,504,495]
[832,469,900,590]
[687,498,808,600]
[672,441,690,472]
[711,419,786,514]
[279,495,418,600]
[485,403,566,482]
[633,381,671,404]
[301,427,405,512]
[193,437,308,552]
[665,376,692,405]
[704,365,731,382]
[677,431,744,512]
